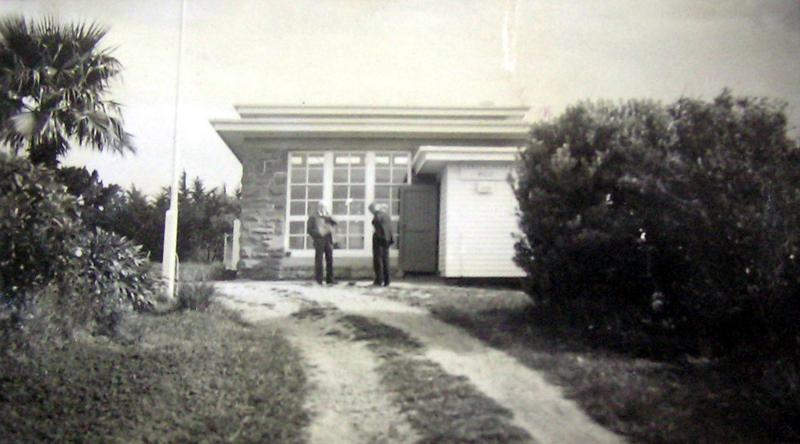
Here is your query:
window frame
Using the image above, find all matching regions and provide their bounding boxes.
[331,151,367,251]
[373,152,409,250]
[286,152,326,250]
[284,150,411,257]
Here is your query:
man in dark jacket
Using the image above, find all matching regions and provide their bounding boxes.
[307,201,337,285]
[369,202,394,286]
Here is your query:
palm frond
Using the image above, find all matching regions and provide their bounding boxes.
[0,16,131,166]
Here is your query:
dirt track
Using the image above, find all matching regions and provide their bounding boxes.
[217,281,624,444]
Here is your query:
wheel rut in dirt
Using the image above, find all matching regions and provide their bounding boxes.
[283,307,418,444]
[217,281,625,444]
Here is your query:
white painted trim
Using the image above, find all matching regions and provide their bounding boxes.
[365,152,376,253]
[323,152,334,206]
[417,145,522,154]
[285,151,327,251]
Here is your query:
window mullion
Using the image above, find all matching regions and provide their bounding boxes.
[365,151,375,252]
[323,152,333,206]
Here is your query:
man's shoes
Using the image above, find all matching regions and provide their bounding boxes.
[326,280,337,285]
[372,281,382,287]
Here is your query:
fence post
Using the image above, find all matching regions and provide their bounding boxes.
[226,219,241,271]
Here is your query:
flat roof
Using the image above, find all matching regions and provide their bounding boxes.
[232,105,530,120]
[211,105,532,161]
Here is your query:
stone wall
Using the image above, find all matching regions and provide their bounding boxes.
[238,148,288,279]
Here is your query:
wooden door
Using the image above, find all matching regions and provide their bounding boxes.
[399,185,438,273]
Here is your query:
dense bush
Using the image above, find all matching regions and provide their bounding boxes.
[176,281,216,311]
[1,17,160,335]
[514,91,800,360]
[68,172,241,263]
[108,185,164,260]
[1,154,155,333]
[56,166,124,230]
[0,153,80,304]
[57,228,156,330]
[154,174,240,262]
[44,166,241,264]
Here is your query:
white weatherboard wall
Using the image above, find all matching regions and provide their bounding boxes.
[438,163,524,277]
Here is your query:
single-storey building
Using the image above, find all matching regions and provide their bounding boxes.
[211,105,531,279]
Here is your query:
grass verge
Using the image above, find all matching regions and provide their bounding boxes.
[0,304,309,443]
[338,314,532,444]
[426,290,797,443]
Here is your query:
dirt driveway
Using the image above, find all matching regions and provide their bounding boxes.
[216,280,624,444]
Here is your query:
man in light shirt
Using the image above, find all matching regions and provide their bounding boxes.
[307,201,337,285]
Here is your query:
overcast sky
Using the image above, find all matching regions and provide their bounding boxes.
[4,0,800,195]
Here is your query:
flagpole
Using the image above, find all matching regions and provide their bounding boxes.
[162,0,188,298]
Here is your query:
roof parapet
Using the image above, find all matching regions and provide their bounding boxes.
[233,105,529,121]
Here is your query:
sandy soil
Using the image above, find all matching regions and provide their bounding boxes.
[282,315,417,444]
[217,281,624,444]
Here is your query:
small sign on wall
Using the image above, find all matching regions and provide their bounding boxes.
[459,165,508,181]
[475,182,493,194]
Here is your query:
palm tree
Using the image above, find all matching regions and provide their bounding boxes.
[0,16,133,167]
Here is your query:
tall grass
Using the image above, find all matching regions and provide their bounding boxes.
[0,307,309,442]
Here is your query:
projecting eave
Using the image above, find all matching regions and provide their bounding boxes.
[211,118,531,162]
[412,146,521,175]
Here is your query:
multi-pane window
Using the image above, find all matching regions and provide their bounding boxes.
[286,151,410,252]
[374,152,409,249]
[288,153,324,250]
[332,153,366,250]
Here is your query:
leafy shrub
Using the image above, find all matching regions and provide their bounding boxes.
[0,153,80,305]
[514,91,800,359]
[1,154,156,334]
[33,228,157,336]
[514,99,677,352]
[61,228,156,331]
[176,281,215,311]
[205,262,227,281]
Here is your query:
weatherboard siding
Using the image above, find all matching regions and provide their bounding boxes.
[439,164,523,278]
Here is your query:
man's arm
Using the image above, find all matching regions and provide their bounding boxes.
[307,216,317,237]
[381,213,394,245]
